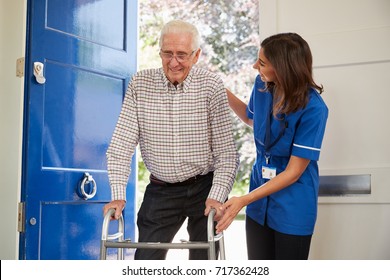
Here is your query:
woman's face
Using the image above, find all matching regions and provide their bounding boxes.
[253,48,277,83]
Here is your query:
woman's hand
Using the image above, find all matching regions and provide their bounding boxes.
[216,196,246,233]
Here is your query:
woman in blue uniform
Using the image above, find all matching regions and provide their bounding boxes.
[216,33,328,259]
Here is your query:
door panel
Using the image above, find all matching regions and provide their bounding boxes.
[40,203,104,260]
[20,0,138,259]
[42,62,124,170]
[46,0,126,50]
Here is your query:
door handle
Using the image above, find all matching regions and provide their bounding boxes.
[77,172,97,200]
[33,62,46,84]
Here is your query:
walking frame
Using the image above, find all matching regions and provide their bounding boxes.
[100,208,226,260]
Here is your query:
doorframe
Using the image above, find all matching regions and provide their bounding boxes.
[0,0,27,260]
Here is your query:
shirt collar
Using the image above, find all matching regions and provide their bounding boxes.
[159,67,195,93]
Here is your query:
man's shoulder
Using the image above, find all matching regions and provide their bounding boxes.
[192,67,219,77]
[191,67,222,83]
[134,68,162,79]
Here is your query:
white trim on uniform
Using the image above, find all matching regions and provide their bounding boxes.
[293,143,321,152]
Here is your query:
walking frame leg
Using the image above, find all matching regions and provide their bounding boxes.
[100,208,124,260]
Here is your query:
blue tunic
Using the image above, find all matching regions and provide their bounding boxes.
[246,75,328,235]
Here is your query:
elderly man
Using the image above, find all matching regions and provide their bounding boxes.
[103,20,239,260]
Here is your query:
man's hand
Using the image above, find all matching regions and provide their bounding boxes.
[204,198,223,221]
[103,200,126,220]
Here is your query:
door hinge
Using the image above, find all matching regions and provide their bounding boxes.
[18,202,25,233]
[16,57,25,78]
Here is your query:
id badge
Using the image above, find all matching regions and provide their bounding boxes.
[262,165,276,180]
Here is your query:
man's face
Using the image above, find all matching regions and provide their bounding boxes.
[160,32,200,84]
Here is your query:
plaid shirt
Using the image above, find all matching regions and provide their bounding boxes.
[107,67,239,202]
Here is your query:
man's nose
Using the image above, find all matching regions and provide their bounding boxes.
[168,56,180,66]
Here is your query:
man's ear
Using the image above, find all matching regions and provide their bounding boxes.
[192,48,202,64]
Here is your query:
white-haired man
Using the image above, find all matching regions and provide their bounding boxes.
[103,20,239,260]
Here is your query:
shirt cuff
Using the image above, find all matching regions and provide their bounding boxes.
[111,185,127,201]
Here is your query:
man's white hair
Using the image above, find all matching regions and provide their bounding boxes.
[159,20,201,51]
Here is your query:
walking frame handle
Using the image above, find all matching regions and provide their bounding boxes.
[100,208,226,260]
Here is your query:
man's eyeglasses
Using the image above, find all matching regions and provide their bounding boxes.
[159,50,196,63]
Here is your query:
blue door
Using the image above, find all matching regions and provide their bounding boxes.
[20,0,138,259]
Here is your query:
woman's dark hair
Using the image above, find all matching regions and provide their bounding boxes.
[261,33,323,117]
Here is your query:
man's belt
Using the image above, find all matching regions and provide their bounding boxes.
[149,172,213,187]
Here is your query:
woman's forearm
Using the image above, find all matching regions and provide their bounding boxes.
[243,156,311,205]
[226,88,253,127]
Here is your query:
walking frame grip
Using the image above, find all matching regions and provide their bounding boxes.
[100,208,226,260]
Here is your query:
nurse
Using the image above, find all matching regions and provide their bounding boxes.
[217,33,328,260]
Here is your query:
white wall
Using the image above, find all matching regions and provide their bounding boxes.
[0,0,26,259]
[260,0,390,259]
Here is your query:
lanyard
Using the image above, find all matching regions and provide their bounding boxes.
[264,111,288,164]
